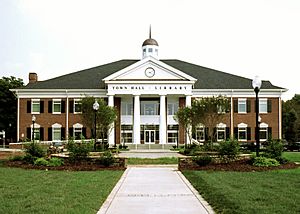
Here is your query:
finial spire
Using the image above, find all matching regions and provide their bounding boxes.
[149,25,152,39]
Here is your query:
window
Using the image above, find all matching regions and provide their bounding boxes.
[238,98,246,113]
[74,99,82,114]
[149,48,153,52]
[53,99,61,114]
[52,123,62,141]
[217,123,226,141]
[167,103,179,115]
[259,98,268,113]
[121,125,133,143]
[196,125,205,142]
[141,101,159,115]
[259,123,268,141]
[30,123,41,141]
[32,99,40,113]
[238,128,247,141]
[167,125,178,143]
[73,123,83,140]
[121,103,133,115]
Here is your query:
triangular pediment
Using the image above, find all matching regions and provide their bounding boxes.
[103,56,197,82]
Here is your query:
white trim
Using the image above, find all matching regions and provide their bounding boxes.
[17,97,20,142]
[103,56,197,82]
[73,123,83,128]
[259,122,268,128]
[52,123,62,128]
[30,123,41,128]
[217,123,226,128]
[238,123,248,128]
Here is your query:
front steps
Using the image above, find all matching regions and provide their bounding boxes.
[126,144,174,150]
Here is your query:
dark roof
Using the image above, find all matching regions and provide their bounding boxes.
[142,38,159,46]
[23,59,284,90]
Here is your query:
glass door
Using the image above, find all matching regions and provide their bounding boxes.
[145,130,155,144]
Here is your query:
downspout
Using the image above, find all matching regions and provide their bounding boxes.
[66,90,69,141]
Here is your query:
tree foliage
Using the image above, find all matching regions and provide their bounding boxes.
[0,76,24,142]
[80,96,117,145]
[174,96,230,146]
[192,96,230,141]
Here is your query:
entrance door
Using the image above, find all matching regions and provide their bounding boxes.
[145,130,155,144]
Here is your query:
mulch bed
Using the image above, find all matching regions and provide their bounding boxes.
[180,159,299,172]
[4,160,126,171]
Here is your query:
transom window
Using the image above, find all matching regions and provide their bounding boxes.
[32,99,40,114]
[238,98,247,113]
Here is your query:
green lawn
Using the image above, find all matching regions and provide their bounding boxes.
[127,157,178,165]
[0,166,123,214]
[283,152,300,162]
[183,168,300,214]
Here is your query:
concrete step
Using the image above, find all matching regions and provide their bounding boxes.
[126,144,174,150]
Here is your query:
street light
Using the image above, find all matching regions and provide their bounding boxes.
[32,115,36,143]
[252,75,262,157]
[93,100,99,148]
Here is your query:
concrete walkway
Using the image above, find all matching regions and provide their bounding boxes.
[117,150,185,158]
[97,166,214,214]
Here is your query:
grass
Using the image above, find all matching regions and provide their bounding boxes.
[283,152,300,162]
[183,168,300,214]
[127,157,178,165]
[0,166,123,214]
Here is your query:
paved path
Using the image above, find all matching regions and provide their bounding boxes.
[117,150,185,158]
[97,166,214,214]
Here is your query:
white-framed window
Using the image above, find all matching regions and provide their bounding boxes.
[259,122,268,141]
[141,101,159,115]
[121,125,133,143]
[167,103,179,115]
[167,125,178,144]
[32,99,40,114]
[121,103,133,115]
[196,124,205,142]
[31,123,41,141]
[73,123,83,140]
[52,123,62,141]
[74,99,82,114]
[52,99,61,114]
[217,123,226,141]
[259,98,268,113]
[238,98,247,113]
[238,123,247,141]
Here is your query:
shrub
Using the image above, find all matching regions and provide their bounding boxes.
[25,142,45,158]
[253,157,280,167]
[264,139,284,159]
[218,139,240,162]
[66,140,92,162]
[23,154,38,164]
[34,157,49,166]
[48,157,64,166]
[97,151,115,167]
[9,155,24,161]
[192,155,212,166]
[275,156,289,164]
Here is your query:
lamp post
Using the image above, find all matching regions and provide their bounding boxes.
[252,76,262,157]
[32,115,36,143]
[93,100,99,147]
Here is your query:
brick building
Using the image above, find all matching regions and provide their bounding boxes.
[13,34,286,147]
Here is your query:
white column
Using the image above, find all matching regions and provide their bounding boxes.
[108,95,115,147]
[279,96,282,139]
[160,95,167,144]
[17,96,20,142]
[186,95,192,144]
[66,91,69,141]
[133,95,140,144]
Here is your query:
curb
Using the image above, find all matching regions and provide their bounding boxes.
[176,170,215,214]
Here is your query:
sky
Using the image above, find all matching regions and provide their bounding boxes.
[0,0,299,100]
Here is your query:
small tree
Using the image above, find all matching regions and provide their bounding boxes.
[192,96,230,142]
[80,96,117,149]
[174,107,194,148]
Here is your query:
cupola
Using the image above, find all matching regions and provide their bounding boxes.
[142,26,159,59]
